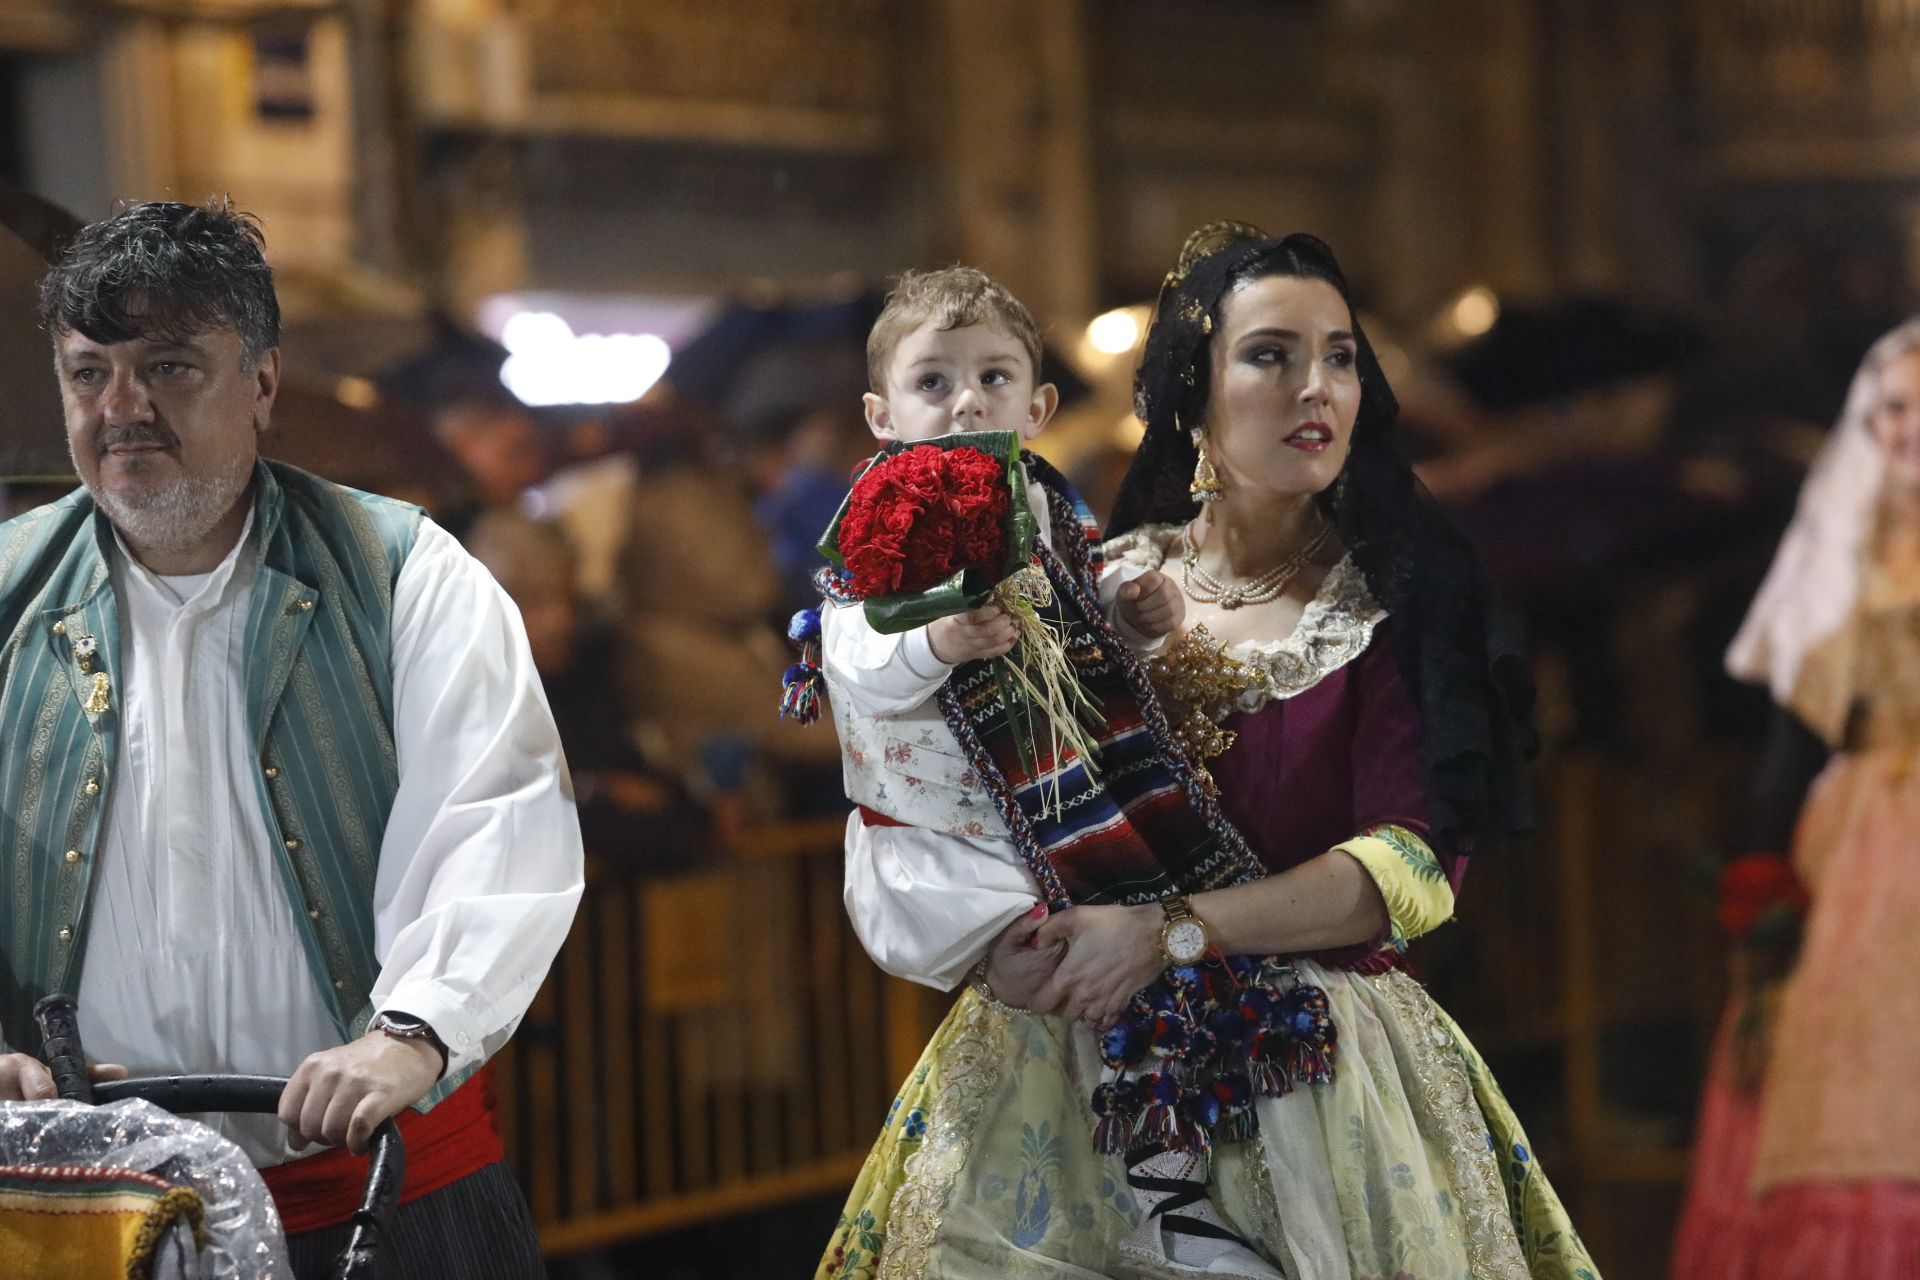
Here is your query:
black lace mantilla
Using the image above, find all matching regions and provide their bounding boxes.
[1109,229,1537,855]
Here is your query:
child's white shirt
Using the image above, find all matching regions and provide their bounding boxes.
[827,474,1165,990]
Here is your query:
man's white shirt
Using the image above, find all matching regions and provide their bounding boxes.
[72,512,584,1165]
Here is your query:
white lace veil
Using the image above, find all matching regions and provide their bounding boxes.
[1725,316,1920,743]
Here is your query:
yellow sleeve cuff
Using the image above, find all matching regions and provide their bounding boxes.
[1336,825,1455,948]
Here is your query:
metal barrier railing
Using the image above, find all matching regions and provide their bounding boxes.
[491,817,948,1255]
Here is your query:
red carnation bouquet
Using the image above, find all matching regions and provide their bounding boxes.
[817,430,1103,809]
[1716,851,1808,945]
[835,442,1017,614]
[1717,850,1809,1089]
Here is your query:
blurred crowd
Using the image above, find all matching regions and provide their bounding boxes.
[363,330,860,875]
[1,259,1879,902]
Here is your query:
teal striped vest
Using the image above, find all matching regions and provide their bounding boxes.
[0,461,472,1106]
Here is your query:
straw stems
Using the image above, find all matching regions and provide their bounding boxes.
[990,571,1106,821]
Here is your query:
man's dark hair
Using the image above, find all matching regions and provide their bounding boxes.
[37,197,281,368]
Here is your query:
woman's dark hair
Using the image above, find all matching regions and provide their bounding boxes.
[37,198,281,368]
[1111,224,1537,854]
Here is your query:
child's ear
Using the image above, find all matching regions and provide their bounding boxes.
[863,391,897,441]
[1020,382,1060,441]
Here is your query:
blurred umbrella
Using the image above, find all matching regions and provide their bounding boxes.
[262,376,465,511]
[278,308,440,389]
[719,338,870,441]
[370,313,517,412]
[274,259,433,385]
[1442,297,1703,413]
[668,295,878,416]
[668,291,1092,440]
[0,182,83,481]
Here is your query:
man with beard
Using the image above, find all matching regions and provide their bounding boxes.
[0,199,583,1277]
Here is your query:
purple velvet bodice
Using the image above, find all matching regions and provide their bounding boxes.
[1205,622,1464,889]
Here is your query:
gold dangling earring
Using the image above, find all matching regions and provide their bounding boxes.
[1188,421,1225,516]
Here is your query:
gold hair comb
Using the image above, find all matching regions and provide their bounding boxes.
[1165,220,1269,289]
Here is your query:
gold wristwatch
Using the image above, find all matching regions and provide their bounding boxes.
[1158,894,1211,966]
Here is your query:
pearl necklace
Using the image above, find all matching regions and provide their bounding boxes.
[1177,519,1332,610]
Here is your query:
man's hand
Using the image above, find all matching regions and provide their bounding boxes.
[929,605,1019,665]
[1029,904,1167,1026]
[1117,571,1184,641]
[981,904,1065,1008]
[279,1032,443,1156]
[0,1052,126,1100]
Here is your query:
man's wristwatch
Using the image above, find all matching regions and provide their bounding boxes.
[1158,894,1211,966]
[369,1011,450,1075]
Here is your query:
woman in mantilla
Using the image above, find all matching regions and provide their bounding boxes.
[819,226,1599,1280]
[1672,319,1920,1279]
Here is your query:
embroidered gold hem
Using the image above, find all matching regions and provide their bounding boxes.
[878,992,1008,1280]
[1370,970,1532,1280]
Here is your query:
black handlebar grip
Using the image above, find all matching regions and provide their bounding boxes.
[32,993,93,1103]
[92,1073,408,1280]
[332,1116,406,1280]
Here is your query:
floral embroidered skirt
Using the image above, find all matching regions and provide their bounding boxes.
[818,962,1598,1280]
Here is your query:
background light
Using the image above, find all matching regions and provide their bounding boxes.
[1451,287,1500,338]
[333,375,380,410]
[498,311,672,407]
[1086,308,1142,355]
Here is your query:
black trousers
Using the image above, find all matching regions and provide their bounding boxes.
[284,1161,545,1279]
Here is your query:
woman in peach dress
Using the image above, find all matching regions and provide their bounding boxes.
[1673,318,1920,1278]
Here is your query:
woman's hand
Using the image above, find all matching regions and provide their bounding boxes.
[981,905,1065,1008]
[1029,904,1166,1025]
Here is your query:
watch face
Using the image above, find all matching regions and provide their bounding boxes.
[1165,919,1208,964]
[376,1014,427,1035]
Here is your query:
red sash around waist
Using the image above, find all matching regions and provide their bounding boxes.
[857,804,907,828]
[259,1066,504,1236]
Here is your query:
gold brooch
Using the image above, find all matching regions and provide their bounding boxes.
[1148,624,1261,784]
[72,634,109,714]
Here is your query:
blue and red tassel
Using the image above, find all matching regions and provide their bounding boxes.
[779,608,826,725]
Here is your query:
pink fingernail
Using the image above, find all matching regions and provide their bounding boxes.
[1028,904,1048,918]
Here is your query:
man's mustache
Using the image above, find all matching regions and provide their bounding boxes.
[99,426,177,453]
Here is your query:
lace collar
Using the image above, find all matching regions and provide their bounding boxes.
[1104,522,1387,713]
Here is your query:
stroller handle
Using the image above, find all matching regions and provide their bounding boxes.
[31,994,93,1105]
[91,1075,405,1280]
[36,994,406,1280]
